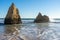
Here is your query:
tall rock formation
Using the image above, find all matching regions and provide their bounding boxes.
[34,12,49,23]
[4,3,22,24]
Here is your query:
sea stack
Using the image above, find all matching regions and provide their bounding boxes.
[34,12,49,23]
[4,3,22,24]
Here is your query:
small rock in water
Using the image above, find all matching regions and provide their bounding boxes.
[34,12,49,23]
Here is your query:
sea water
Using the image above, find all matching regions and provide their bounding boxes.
[0,18,60,40]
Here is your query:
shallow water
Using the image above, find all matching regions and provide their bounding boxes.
[0,18,60,40]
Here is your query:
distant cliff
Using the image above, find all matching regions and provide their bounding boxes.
[34,12,49,23]
[4,3,22,24]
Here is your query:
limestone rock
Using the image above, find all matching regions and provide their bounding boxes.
[34,12,49,23]
[4,3,22,24]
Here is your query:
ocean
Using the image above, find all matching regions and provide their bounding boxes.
[0,18,60,40]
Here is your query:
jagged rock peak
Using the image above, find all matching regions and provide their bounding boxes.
[38,12,42,16]
[9,3,16,10]
[36,12,42,18]
[11,3,14,6]
[4,3,22,24]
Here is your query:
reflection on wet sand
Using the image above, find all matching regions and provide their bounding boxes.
[34,23,49,40]
[4,24,23,40]
[19,23,49,40]
[5,25,20,35]
[0,23,51,40]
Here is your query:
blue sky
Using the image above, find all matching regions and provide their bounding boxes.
[0,0,60,18]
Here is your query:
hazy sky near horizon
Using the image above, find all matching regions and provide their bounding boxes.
[0,0,60,18]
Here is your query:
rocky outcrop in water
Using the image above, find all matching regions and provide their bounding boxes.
[4,3,22,24]
[34,12,49,23]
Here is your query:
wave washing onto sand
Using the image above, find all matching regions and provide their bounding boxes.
[0,18,60,40]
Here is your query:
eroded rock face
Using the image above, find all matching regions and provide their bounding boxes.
[34,12,49,23]
[4,3,22,24]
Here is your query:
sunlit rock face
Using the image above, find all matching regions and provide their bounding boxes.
[4,3,22,24]
[34,12,49,23]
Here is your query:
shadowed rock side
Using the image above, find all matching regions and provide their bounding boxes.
[34,12,49,23]
[4,3,22,24]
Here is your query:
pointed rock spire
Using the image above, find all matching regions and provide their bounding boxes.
[38,12,42,16]
[34,12,49,23]
[36,12,42,19]
[11,3,14,6]
[4,3,22,24]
